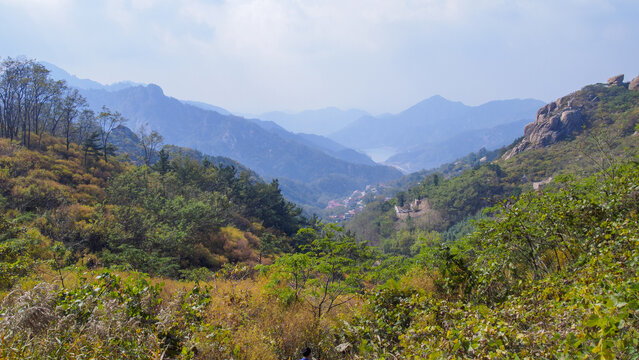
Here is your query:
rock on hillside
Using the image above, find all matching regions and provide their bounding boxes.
[607,74,624,86]
[503,100,586,159]
[503,74,638,159]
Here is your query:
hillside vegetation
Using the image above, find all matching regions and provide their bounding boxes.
[0,135,306,278]
[1,150,638,359]
[1,59,638,359]
[0,57,307,279]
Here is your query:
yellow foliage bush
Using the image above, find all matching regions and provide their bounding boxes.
[28,168,58,181]
[10,177,72,210]
[75,184,106,203]
[218,226,260,263]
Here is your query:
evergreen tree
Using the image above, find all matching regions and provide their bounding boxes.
[82,131,102,166]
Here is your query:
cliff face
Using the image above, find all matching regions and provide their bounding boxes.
[503,74,639,160]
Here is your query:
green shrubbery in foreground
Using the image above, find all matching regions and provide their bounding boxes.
[1,158,638,358]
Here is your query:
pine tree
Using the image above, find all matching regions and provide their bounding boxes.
[82,131,102,166]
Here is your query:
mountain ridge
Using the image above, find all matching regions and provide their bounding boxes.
[329,96,544,168]
[75,84,401,208]
[257,107,370,135]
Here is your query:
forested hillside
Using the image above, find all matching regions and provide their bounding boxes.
[0,58,306,278]
[2,138,637,359]
[0,134,307,275]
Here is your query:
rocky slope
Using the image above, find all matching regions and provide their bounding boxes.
[503,73,639,159]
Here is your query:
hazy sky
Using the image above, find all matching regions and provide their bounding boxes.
[1,0,638,114]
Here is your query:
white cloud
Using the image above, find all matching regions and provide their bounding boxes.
[130,0,158,10]
[0,0,72,21]
[2,0,636,113]
[172,0,542,69]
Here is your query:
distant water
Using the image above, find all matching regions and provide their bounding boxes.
[362,146,398,162]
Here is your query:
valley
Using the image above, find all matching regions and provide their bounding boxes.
[1,55,638,359]
[3,0,639,357]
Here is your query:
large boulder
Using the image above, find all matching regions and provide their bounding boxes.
[523,109,583,148]
[630,75,639,91]
[607,74,624,86]
[503,96,586,160]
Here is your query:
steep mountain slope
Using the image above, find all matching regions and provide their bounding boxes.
[386,119,529,172]
[330,96,543,164]
[181,100,231,115]
[109,125,258,178]
[258,107,369,135]
[78,85,402,206]
[245,116,377,166]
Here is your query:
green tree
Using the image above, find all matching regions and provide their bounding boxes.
[154,148,170,175]
[82,131,102,166]
[96,106,126,162]
[136,124,163,166]
[269,224,374,318]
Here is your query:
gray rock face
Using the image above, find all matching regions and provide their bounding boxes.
[608,74,624,86]
[503,98,585,160]
[630,75,639,91]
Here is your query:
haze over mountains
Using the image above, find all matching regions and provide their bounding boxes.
[42,63,401,210]
[41,61,143,92]
[329,95,544,172]
[253,93,544,173]
[81,85,400,205]
[43,61,545,210]
[257,108,370,135]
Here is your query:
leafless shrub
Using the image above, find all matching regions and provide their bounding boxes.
[0,283,57,337]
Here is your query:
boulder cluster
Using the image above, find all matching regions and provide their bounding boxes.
[503,74,639,160]
[503,98,584,159]
[608,74,639,91]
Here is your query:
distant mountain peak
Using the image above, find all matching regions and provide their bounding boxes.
[329,96,544,171]
[426,94,447,101]
[416,94,464,106]
[400,95,466,116]
[146,83,164,96]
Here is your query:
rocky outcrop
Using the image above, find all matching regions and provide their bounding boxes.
[503,96,587,160]
[608,74,624,86]
[502,73,638,160]
[533,177,553,191]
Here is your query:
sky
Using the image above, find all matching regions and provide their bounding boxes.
[1,0,638,115]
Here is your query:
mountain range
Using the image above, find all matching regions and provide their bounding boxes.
[41,61,143,92]
[79,84,401,207]
[328,95,544,172]
[39,63,403,210]
[257,107,370,136]
[384,119,530,172]
[44,61,547,210]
